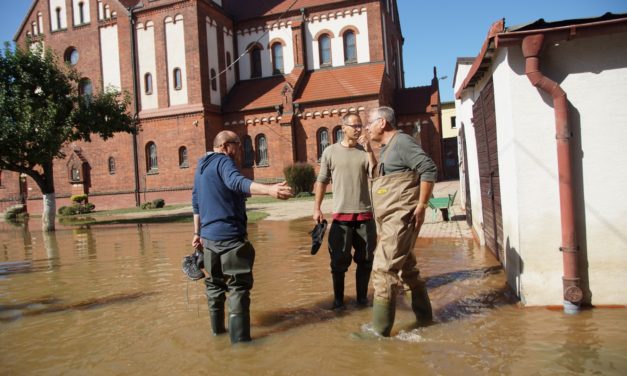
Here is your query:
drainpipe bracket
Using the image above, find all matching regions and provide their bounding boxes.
[559,246,578,253]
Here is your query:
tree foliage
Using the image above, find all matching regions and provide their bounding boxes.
[0,43,136,194]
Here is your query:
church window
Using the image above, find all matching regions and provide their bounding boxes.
[256,134,268,166]
[271,43,284,74]
[319,34,331,66]
[343,30,357,63]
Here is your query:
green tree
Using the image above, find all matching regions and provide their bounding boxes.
[0,43,136,231]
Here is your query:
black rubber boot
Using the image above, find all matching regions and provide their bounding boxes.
[372,299,396,337]
[332,272,345,309]
[409,284,433,325]
[209,309,226,336]
[355,266,371,306]
[228,314,251,344]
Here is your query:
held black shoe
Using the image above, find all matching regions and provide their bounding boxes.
[309,219,328,255]
[182,249,205,280]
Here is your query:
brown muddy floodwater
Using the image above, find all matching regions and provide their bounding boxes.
[1,218,626,375]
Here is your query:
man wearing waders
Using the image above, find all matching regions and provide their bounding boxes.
[365,106,437,336]
[313,113,378,309]
[192,130,292,344]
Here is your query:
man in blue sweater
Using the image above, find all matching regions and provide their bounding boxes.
[192,130,292,344]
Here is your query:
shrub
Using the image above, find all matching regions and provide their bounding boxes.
[152,198,165,209]
[71,194,88,204]
[283,163,316,195]
[141,202,154,210]
[58,205,77,216]
[4,204,28,221]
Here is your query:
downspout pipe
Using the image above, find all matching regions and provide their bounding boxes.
[521,34,583,313]
[128,7,141,207]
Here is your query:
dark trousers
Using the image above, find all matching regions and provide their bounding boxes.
[328,218,377,273]
[203,238,255,316]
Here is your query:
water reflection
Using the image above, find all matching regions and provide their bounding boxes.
[0,218,626,375]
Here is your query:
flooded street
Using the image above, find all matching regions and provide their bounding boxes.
[1,218,626,375]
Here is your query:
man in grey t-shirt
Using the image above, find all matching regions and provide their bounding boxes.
[313,113,377,309]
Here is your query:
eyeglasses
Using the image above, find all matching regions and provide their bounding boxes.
[367,117,382,127]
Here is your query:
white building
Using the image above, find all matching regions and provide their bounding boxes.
[454,13,627,310]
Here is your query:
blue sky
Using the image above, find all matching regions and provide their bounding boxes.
[2,0,626,101]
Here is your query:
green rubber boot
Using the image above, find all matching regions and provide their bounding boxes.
[408,284,433,326]
[372,299,396,337]
[228,313,251,344]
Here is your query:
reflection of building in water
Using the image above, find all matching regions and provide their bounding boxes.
[3,0,444,214]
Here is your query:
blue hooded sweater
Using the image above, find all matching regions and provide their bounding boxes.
[192,152,253,241]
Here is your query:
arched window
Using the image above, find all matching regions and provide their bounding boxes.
[104,4,110,19]
[79,78,92,97]
[146,142,158,172]
[343,30,357,63]
[108,157,116,174]
[250,46,262,78]
[333,126,344,143]
[70,164,81,182]
[64,47,79,65]
[256,134,268,166]
[55,7,62,30]
[319,34,331,66]
[317,128,329,160]
[32,22,37,35]
[37,12,43,34]
[226,52,232,71]
[178,146,188,167]
[210,69,217,91]
[78,2,85,24]
[271,43,284,74]
[144,73,153,95]
[173,68,182,90]
[243,136,254,167]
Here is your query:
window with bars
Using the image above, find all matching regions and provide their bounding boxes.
[318,128,329,160]
[243,136,254,167]
[256,134,268,166]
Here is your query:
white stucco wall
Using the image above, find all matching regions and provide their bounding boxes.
[206,18,221,105]
[237,23,294,80]
[461,31,627,307]
[99,24,121,91]
[223,28,235,92]
[165,15,188,106]
[72,0,90,25]
[49,0,67,30]
[305,9,370,70]
[137,21,158,110]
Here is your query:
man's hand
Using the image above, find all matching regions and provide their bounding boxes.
[313,208,324,223]
[358,134,372,152]
[412,203,428,232]
[268,181,293,200]
[192,234,202,250]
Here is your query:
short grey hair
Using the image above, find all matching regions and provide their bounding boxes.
[370,106,396,129]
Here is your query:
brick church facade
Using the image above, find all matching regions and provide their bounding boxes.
[1,0,443,213]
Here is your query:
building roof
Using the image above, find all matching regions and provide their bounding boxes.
[296,63,384,104]
[394,86,433,115]
[456,12,627,99]
[223,0,347,21]
[222,75,289,113]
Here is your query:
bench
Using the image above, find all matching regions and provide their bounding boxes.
[428,191,457,221]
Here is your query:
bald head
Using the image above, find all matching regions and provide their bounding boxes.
[213,130,240,148]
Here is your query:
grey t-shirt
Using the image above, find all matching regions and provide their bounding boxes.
[317,143,373,214]
[379,132,437,182]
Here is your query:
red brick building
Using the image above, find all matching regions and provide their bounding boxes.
[1,0,442,213]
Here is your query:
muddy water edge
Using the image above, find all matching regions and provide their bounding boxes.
[1,218,626,375]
